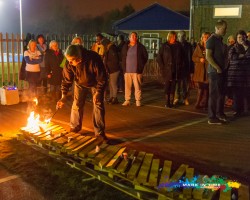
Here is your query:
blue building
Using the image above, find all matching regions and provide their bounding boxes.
[113,3,189,58]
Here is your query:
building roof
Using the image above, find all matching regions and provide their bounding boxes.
[113,3,189,31]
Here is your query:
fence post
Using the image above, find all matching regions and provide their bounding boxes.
[17,34,21,88]
[0,33,4,86]
[6,33,10,85]
[11,33,16,86]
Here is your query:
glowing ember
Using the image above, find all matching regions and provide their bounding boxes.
[45,118,52,124]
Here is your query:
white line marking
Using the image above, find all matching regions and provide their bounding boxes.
[0,175,20,184]
[145,105,207,116]
[130,118,207,142]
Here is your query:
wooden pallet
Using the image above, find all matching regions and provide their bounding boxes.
[18,123,249,200]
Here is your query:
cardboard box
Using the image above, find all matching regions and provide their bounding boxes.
[0,87,20,105]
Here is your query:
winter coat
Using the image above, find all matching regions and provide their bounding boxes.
[181,41,194,76]
[227,41,250,88]
[156,41,184,82]
[104,43,120,74]
[45,49,64,85]
[192,43,209,83]
[121,41,148,74]
[61,47,107,95]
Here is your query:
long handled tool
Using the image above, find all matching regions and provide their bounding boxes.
[46,108,59,124]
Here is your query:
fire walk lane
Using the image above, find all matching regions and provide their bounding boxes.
[0,81,250,188]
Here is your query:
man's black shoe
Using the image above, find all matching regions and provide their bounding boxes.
[70,128,81,133]
[217,114,228,122]
[96,134,109,144]
[111,97,119,104]
[208,118,222,125]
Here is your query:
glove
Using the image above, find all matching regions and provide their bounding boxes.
[56,95,67,109]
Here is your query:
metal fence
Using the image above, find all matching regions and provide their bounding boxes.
[0,33,161,88]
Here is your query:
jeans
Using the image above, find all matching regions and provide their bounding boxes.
[70,82,105,136]
[175,78,189,101]
[208,72,226,119]
[124,73,142,101]
[109,71,119,98]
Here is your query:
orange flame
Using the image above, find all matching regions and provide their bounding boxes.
[26,111,40,132]
[33,98,38,105]
[45,118,52,124]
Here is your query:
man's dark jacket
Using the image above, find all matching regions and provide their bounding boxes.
[121,41,148,74]
[61,48,107,95]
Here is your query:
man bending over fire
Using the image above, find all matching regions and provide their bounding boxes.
[56,45,108,142]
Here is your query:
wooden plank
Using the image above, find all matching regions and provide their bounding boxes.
[52,133,80,147]
[136,153,153,185]
[70,137,96,154]
[94,145,115,164]
[62,136,85,149]
[40,128,65,141]
[60,136,85,152]
[169,164,188,182]
[219,189,231,200]
[44,124,61,132]
[34,125,60,139]
[192,175,206,200]
[183,168,194,199]
[88,143,109,158]
[98,146,121,169]
[78,139,104,158]
[127,151,146,181]
[147,159,160,187]
[106,147,126,169]
[44,130,68,144]
[238,184,249,200]
[158,160,172,192]
[40,127,64,140]
[115,150,136,174]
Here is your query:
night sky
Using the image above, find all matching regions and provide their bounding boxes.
[0,0,189,33]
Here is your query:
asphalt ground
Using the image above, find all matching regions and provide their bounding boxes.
[0,81,249,196]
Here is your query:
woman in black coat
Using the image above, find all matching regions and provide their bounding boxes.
[45,40,64,100]
[157,31,184,108]
[104,42,120,104]
[228,30,250,117]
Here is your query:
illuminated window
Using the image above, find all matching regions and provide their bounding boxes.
[213,5,242,18]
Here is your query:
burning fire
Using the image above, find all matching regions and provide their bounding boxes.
[26,111,41,132]
[22,97,52,133]
[45,118,52,124]
[33,97,38,105]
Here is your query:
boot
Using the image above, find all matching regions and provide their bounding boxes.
[202,89,209,109]
[195,89,203,109]
[165,94,171,108]
[111,97,119,104]
[169,94,174,108]
[107,97,113,104]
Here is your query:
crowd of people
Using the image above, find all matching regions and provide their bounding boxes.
[19,22,250,141]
